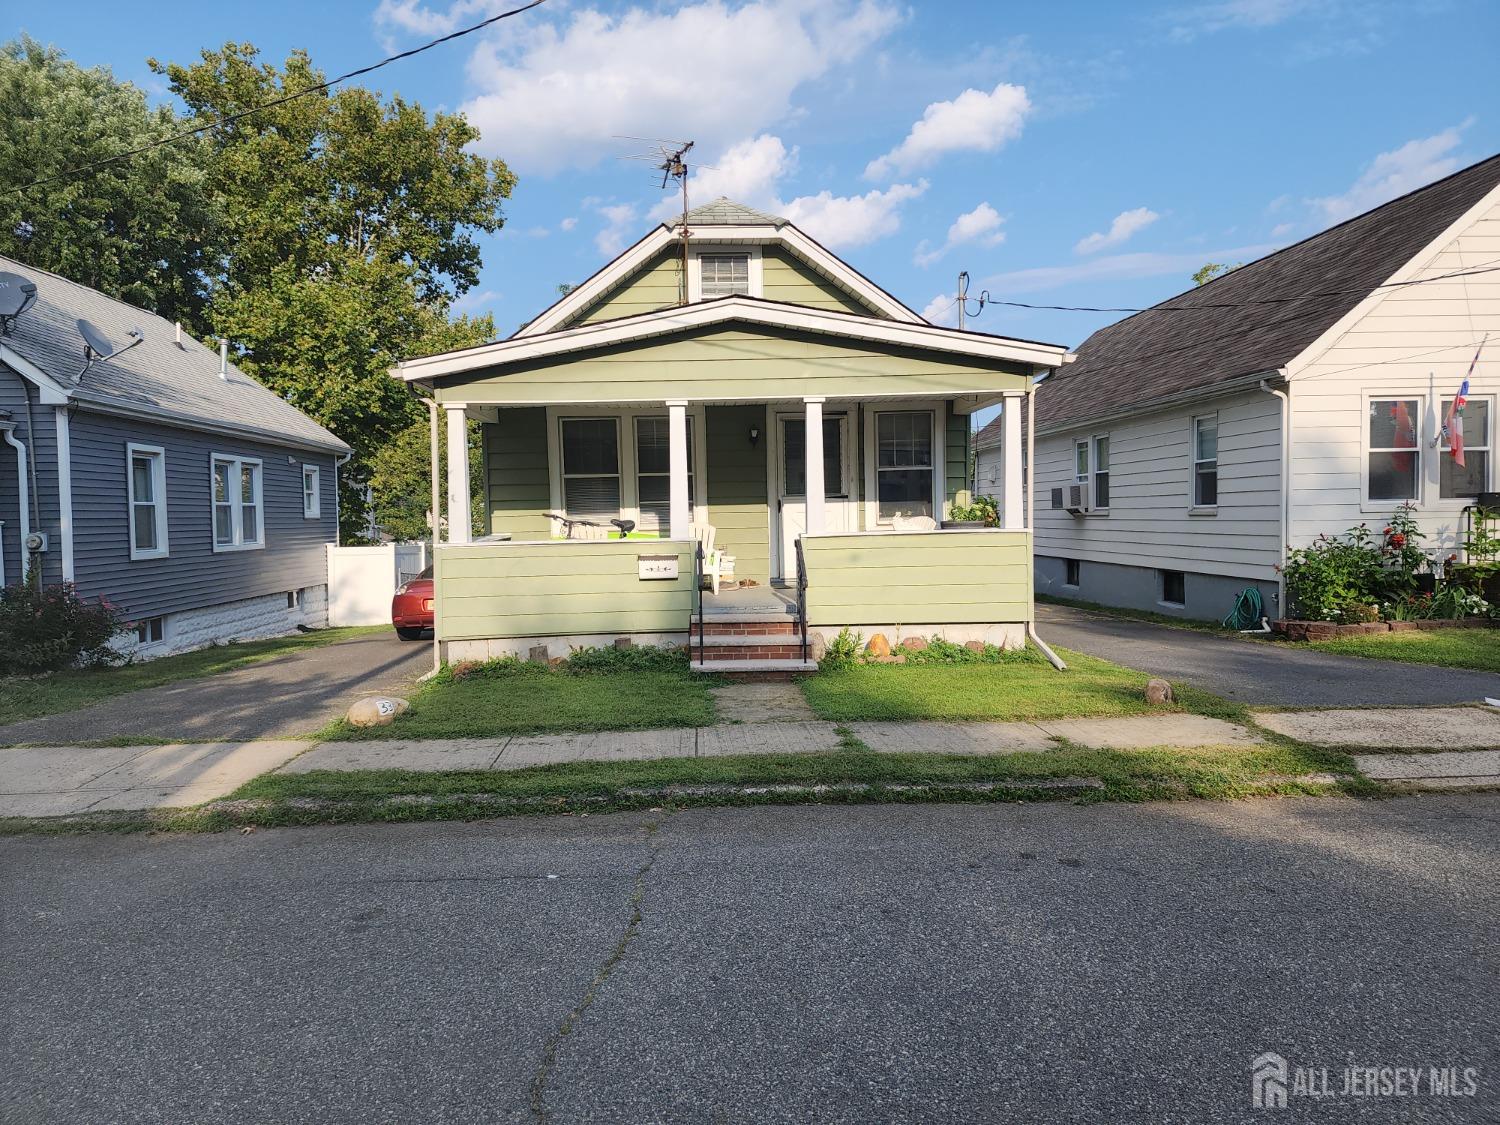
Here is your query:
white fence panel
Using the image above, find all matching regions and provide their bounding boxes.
[327,543,428,626]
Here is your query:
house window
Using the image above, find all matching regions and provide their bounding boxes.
[126,443,168,560]
[784,417,844,499]
[699,254,750,298]
[135,616,165,645]
[1074,440,1089,483]
[1160,569,1186,607]
[560,417,621,521]
[211,455,264,551]
[1092,436,1110,509]
[1441,396,1491,499]
[302,465,321,519]
[635,416,695,533]
[1368,398,1421,501]
[876,411,934,521]
[1193,415,1219,508]
[1064,559,1081,587]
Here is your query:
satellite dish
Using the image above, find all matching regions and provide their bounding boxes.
[0,271,37,335]
[78,318,117,359]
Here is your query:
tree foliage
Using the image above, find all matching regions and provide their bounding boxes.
[1192,261,1240,286]
[0,36,220,330]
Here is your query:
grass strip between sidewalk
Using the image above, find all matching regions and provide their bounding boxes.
[0,742,1379,835]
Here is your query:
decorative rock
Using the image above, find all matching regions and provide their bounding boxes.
[964,640,987,653]
[347,696,410,728]
[1144,678,1175,706]
[866,633,891,659]
[808,631,828,661]
[1387,621,1419,632]
[901,637,929,652]
[528,644,550,663]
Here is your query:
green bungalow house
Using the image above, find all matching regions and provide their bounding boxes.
[393,199,1074,673]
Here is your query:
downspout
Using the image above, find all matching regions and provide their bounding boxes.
[333,452,352,545]
[1023,376,1067,670]
[1,422,31,577]
[1259,374,1291,618]
[19,382,42,541]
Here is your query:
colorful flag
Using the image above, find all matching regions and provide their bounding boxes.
[1443,379,1469,469]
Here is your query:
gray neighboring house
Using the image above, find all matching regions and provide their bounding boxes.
[977,152,1500,621]
[0,256,350,656]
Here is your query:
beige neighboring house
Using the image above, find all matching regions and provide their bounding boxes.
[976,153,1500,622]
[392,198,1073,672]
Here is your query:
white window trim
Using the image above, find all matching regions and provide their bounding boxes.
[126,442,169,561]
[543,405,709,536]
[687,244,763,302]
[1091,433,1110,514]
[1361,393,1425,511]
[302,464,321,519]
[210,453,265,552]
[633,414,698,534]
[1438,392,1493,505]
[863,405,943,529]
[1191,413,1220,513]
[1074,439,1089,484]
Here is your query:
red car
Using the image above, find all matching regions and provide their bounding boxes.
[392,566,434,640]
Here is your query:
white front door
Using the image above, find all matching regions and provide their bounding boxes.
[774,411,850,580]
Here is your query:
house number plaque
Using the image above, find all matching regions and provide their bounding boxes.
[637,555,679,580]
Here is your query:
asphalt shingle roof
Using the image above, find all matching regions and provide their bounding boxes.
[981,152,1500,442]
[682,197,786,226]
[0,255,349,454]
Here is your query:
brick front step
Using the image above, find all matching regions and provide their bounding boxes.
[695,645,809,661]
[691,657,818,675]
[690,621,801,637]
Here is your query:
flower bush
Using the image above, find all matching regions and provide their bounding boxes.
[0,580,127,675]
[947,495,999,525]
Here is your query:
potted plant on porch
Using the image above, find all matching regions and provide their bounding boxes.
[943,494,999,530]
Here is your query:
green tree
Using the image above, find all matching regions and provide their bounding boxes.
[0,37,221,330]
[152,43,514,540]
[1192,261,1240,286]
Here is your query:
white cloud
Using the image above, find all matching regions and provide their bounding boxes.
[865,83,1030,180]
[1270,221,1295,237]
[980,243,1280,295]
[921,293,957,326]
[594,203,638,256]
[1309,123,1471,224]
[1074,207,1160,255]
[452,287,502,313]
[914,202,1006,268]
[649,135,797,222]
[778,181,928,249]
[559,216,577,231]
[1165,0,1320,41]
[439,1,901,174]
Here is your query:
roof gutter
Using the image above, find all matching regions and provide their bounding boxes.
[1034,369,1286,438]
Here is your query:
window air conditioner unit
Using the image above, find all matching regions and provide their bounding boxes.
[1065,482,1089,515]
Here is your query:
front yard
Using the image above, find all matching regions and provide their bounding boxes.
[1302,629,1500,674]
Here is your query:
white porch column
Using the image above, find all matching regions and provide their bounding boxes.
[1002,395,1024,530]
[667,400,691,540]
[445,403,472,545]
[804,397,825,535]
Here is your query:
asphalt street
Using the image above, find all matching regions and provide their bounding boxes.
[1035,602,1500,706]
[3,797,1497,1123]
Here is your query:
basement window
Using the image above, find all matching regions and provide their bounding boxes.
[136,616,165,645]
[1064,559,1080,588]
[1160,569,1186,607]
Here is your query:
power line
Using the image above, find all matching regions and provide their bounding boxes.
[5,0,550,197]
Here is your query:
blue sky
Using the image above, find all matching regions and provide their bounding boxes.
[17,0,1500,349]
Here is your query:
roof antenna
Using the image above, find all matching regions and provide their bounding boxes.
[75,319,144,382]
[614,136,695,303]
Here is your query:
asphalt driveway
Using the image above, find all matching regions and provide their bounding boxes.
[0,631,432,746]
[2,798,1495,1122]
[1037,602,1500,707]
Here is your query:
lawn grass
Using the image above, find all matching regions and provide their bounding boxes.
[319,659,717,740]
[800,645,1240,724]
[0,740,1372,835]
[0,626,391,726]
[1303,628,1500,674]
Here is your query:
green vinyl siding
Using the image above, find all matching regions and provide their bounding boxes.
[801,531,1032,627]
[761,247,881,315]
[571,249,683,326]
[705,405,770,584]
[436,540,696,640]
[944,403,970,514]
[439,327,1031,405]
[484,408,551,538]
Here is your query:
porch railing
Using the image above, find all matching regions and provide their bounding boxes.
[793,536,809,663]
[693,541,705,666]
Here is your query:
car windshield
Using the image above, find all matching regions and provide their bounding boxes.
[418,566,433,580]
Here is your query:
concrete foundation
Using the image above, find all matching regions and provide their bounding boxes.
[1035,555,1280,624]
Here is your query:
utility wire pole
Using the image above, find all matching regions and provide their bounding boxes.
[957,271,969,331]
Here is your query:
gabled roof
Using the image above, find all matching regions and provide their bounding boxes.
[683,197,787,226]
[396,295,1071,383]
[0,255,349,455]
[515,198,924,335]
[1022,152,1500,436]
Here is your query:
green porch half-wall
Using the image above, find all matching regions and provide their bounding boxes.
[436,539,697,641]
[800,531,1033,627]
[705,405,771,584]
[483,407,551,538]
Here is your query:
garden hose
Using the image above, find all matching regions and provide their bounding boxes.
[1223,587,1265,631]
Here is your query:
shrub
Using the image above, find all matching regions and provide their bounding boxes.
[0,580,127,675]
[948,495,999,525]
[564,644,688,675]
[902,636,1019,664]
[820,628,864,669]
[1282,529,1385,623]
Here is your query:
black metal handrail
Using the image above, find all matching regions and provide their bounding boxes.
[793,537,809,663]
[693,542,705,666]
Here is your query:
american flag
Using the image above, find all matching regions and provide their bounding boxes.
[1443,337,1488,468]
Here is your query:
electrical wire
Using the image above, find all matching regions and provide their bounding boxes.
[5,0,549,197]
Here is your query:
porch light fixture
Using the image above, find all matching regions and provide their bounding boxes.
[749,426,760,447]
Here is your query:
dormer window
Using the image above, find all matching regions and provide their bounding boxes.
[700,254,750,297]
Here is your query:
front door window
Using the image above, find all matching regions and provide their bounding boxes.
[781,418,843,499]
